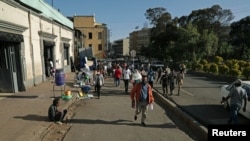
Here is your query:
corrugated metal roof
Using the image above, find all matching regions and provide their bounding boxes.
[19,0,73,29]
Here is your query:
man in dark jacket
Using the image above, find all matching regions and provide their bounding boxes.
[48,98,67,124]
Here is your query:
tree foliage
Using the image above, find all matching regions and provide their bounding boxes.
[230,16,250,60]
[142,5,248,67]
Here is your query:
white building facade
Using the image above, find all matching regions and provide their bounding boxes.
[112,38,130,57]
[0,0,74,93]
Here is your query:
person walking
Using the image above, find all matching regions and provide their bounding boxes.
[140,67,147,76]
[176,70,184,96]
[123,66,132,94]
[49,58,55,80]
[168,69,175,95]
[94,70,104,99]
[114,66,122,87]
[221,79,247,124]
[161,71,169,97]
[48,98,68,125]
[147,68,156,88]
[156,67,163,83]
[130,75,154,126]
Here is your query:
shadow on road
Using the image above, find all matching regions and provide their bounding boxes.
[68,118,177,128]
[14,114,49,122]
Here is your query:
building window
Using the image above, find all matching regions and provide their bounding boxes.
[98,32,102,39]
[98,44,102,51]
[88,32,92,39]
[89,44,92,47]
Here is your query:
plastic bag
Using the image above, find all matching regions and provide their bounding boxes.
[149,103,153,110]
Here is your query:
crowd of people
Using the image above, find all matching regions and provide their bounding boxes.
[47,60,248,126]
[91,61,186,97]
[48,60,186,126]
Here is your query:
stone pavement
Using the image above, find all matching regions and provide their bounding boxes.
[0,72,79,141]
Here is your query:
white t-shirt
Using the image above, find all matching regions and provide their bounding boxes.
[50,61,53,68]
[123,69,131,80]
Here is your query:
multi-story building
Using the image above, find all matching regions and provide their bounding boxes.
[72,16,108,59]
[112,38,130,57]
[129,27,151,55]
[0,0,74,93]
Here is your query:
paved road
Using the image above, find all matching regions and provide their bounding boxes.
[153,72,250,126]
[63,77,200,141]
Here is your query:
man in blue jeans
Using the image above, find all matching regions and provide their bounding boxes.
[221,79,247,124]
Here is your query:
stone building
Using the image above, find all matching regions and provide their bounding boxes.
[0,0,74,93]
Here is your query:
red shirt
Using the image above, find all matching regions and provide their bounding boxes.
[114,68,122,79]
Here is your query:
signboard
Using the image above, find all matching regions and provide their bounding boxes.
[130,50,136,57]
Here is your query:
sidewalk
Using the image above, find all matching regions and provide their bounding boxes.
[0,72,78,141]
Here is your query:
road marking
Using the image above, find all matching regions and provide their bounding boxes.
[181,89,194,96]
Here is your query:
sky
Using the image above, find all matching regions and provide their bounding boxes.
[45,0,250,42]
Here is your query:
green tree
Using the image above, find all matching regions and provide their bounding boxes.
[180,5,234,34]
[230,16,250,60]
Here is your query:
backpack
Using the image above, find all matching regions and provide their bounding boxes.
[96,75,100,85]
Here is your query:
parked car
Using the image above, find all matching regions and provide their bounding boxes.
[220,80,250,119]
[150,61,164,71]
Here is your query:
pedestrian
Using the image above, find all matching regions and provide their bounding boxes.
[168,69,175,95]
[140,67,147,76]
[221,79,247,125]
[156,67,163,83]
[114,66,122,87]
[107,61,112,76]
[49,58,55,80]
[176,70,184,96]
[130,75,154,126]
[147,68,156,88]
[161,71,169,97]
[48,98,68,125]
[123,66,132,94]
[94,70,104,99]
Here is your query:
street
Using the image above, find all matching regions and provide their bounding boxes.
[62,77,198,141]
[44,71,250,141]
[161,72,250,126]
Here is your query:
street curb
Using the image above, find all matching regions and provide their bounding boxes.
[153,90,208,141]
